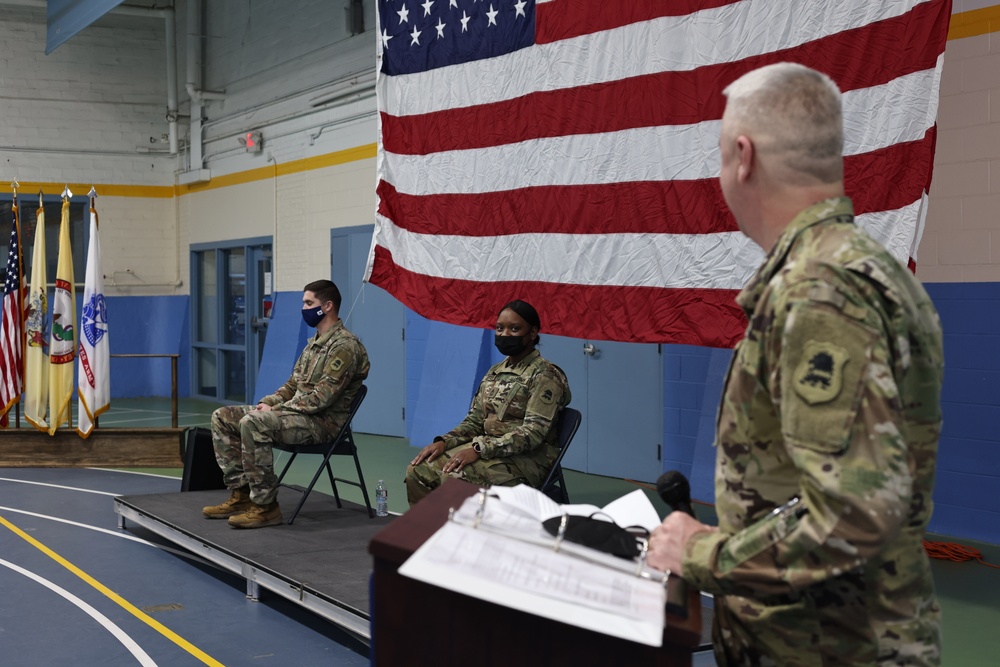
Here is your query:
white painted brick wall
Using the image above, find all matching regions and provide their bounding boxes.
[0,7,173,175]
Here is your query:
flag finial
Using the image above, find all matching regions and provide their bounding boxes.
[38,189,44,207]
[88,186,97,199]
[11,180,18,197]
[62,185,73,199]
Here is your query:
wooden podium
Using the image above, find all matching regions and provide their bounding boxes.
[369,480,703,666]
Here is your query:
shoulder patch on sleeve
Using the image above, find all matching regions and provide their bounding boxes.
[781,305,877,454]
[331,357,344,372]
[793,340,849,405]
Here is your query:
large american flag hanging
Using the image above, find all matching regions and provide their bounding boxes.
[368,0,952,346]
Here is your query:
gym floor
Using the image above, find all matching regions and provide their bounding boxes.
[1,399,997,666]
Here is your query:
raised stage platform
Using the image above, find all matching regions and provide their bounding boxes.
[114,489,389,643]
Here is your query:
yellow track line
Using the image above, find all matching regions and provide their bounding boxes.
[0,513,224,667]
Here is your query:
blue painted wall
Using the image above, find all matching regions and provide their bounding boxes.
[106,295,190,398]
[405,312,489,449]
[657,283,1000,545]
[924,282,1000,543]
[103,282,1000,543]
[254,291,310,401]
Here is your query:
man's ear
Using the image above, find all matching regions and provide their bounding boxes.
[736,135,755,183]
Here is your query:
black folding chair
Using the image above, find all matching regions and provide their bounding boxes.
[539,407,582,504]
[274,385,372,523]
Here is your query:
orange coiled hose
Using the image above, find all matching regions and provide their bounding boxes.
[924,540,1000,568]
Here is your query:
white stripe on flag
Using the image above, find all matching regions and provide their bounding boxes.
[373,200,921,290]
[382,66,940,197]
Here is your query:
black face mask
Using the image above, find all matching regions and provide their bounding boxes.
[495,334,528,357]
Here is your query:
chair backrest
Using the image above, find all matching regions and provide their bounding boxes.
[333,384,368,451]
[347,384,368,420]
[540,407,582,501]
[554,407,582,459]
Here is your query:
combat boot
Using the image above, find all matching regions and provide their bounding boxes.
[228,501,283,529]
[202,487,251,519]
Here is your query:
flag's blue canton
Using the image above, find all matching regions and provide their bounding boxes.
[379,0,535,76]
[3,224,18,297]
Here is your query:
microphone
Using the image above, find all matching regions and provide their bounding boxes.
[656,470,697,518]
[655,470,697,620]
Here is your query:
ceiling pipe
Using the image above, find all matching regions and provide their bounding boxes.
[164,5,178,154]
[182,0,223,182]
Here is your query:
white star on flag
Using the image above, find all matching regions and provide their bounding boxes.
[486,4,498,26]
[410,25,422,45]
[435,18,446,39]
[397,4,409,24]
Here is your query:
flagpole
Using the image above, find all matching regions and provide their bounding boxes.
[11,180,19,428]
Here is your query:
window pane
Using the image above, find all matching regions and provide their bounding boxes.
[197,251,218,343]
[196,348,218,396]
[0,199,87,287]
[224,248,246,346]
[223,350,245,401]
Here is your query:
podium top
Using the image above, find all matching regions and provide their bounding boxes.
[368,479,703,650]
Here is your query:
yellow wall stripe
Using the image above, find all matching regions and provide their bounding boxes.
[0,513,224,667]
[12,182,174,199]
[949,4,1000,40]
[176,143,377,195]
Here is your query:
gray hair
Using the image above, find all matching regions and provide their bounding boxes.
[722,62,844,184]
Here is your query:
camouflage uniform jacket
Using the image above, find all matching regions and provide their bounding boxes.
[258,319,370,436]
[683,198,943,666]
[438,349,571,482]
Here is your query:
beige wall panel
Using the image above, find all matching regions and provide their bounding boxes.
[97,196,182,296]
[922,28,1000,281]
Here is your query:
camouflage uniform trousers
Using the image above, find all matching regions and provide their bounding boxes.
[211,405,336,505]
[405,443,540,504]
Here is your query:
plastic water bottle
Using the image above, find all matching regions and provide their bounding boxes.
[375,480,388,517]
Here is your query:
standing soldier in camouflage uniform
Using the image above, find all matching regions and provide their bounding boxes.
[203,279,370,528]
[405,300,571,505]
[647,63,943,666]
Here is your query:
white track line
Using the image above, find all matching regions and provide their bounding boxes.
[0,557,158,666]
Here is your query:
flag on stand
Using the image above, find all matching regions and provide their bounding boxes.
[77,202,109,438]
[368,0,953,346]
[48,197,76,435]
[0,198,25,427]
[24,203,48,432]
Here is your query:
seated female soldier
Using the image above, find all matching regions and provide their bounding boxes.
[405,300,572,505]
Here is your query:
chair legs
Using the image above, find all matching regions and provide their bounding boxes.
[276,429,374,524]
[350,448,374,518]
[543,465,570,505]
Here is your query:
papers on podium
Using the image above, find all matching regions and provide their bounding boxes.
[397,485,670,646]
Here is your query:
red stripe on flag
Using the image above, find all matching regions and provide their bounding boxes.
[377,132,935,237]
[847,129,937,216]
[382,1,948,156]
[378,179,733,236]
[535,0,742,44]
[369,245,747,347]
